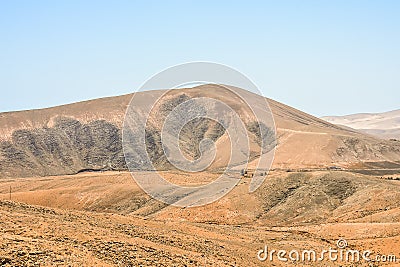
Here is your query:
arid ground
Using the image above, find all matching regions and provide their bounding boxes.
[1,170,399,266]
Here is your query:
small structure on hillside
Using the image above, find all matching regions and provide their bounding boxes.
[240,169,254,178]
[328,166,342,170]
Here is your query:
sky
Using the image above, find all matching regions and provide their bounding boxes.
[0,0,399,116]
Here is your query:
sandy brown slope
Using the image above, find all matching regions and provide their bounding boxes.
[1,171,400,266]
[1,85,400,178]
[1,170,400,228]
[268,98,400,169]
[0,93,131,141]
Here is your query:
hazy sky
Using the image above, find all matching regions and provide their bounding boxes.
[0,1,399,116]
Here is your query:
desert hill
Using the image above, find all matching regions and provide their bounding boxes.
[322,109,400,140]
[0,84,399,178]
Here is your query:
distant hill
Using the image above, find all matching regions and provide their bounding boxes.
[322,109,400,140]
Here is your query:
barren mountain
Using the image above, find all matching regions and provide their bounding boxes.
[1,84,400,178]
[322,109,400,140]
[1,85,400,266]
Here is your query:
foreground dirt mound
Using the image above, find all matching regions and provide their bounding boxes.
[0,200,238,266]
[1,171,400,227]
[1,199,399,267]
[1,170,400,266]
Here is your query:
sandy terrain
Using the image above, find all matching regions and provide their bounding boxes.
[0,170,399,266]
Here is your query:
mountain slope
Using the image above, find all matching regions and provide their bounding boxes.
[1,85,400,178]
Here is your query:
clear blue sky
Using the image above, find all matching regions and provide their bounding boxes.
[0,0,399,116]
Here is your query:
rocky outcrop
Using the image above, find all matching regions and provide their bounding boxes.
[0,117,125,177]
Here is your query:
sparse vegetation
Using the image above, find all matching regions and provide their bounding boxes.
[384,176,400,181]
